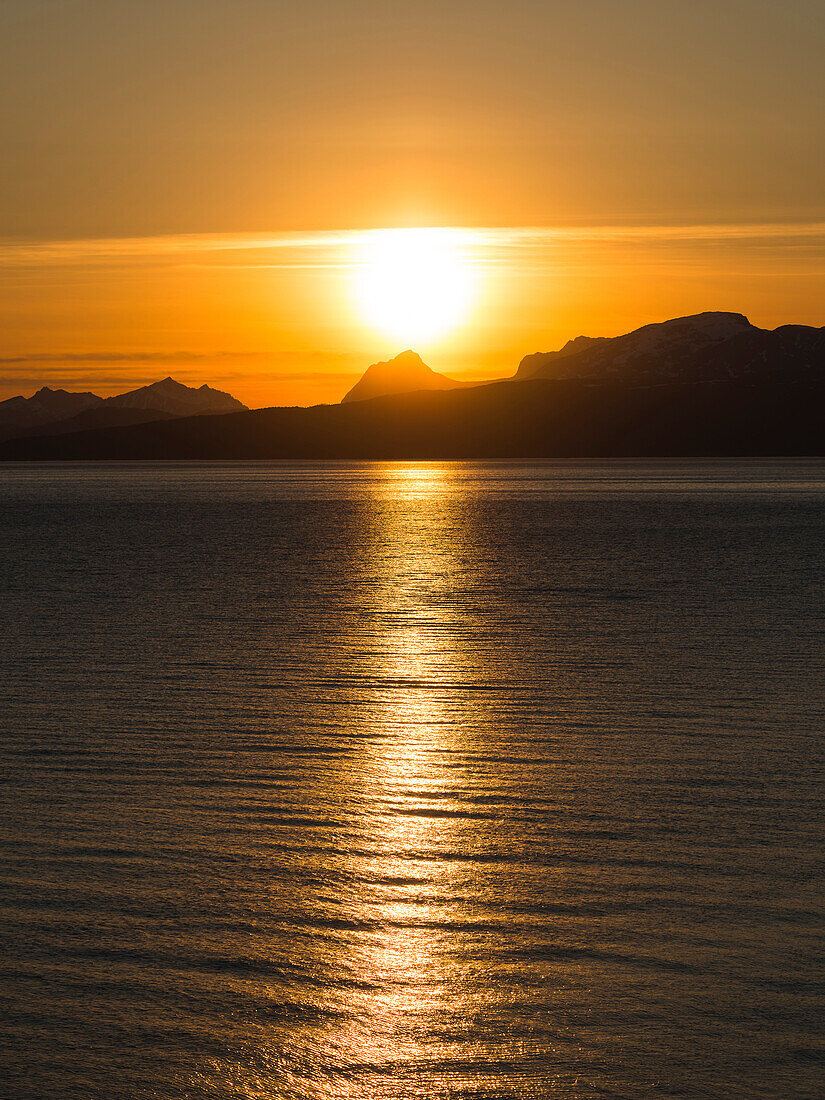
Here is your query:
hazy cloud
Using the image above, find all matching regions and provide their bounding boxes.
[1,222,824,271]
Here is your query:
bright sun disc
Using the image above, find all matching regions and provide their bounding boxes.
[354,228,476,344]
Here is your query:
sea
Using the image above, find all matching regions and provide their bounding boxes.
[0,460,823,1100]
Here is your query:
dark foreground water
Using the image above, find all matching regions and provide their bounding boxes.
[1,461,824,1100]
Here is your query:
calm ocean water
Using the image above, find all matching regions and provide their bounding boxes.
[1,461,824,1100]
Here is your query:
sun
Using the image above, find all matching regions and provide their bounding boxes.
[353,228,476,345]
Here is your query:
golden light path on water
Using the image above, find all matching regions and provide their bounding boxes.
[256,464,581,1098]
[328,464,479,1091]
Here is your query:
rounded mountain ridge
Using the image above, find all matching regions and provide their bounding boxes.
[517,311,756,381]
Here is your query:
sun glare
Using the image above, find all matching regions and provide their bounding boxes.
[353,228,476,345]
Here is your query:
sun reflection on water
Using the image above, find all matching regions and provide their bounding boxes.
[335,464,485,1081]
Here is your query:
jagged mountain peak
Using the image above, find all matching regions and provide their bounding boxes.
[342,350,464,403]
[388,349,426,366]
[0,386,103,431]
[142,376,188,392]
[106,378,247,415]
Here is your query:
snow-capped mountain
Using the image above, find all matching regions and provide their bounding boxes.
[515,312,825,384]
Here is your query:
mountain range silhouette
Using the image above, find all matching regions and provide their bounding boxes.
[0,377,247,442]
[2,312,824,458]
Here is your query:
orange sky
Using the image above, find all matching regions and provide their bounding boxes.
[2,1,824,406]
